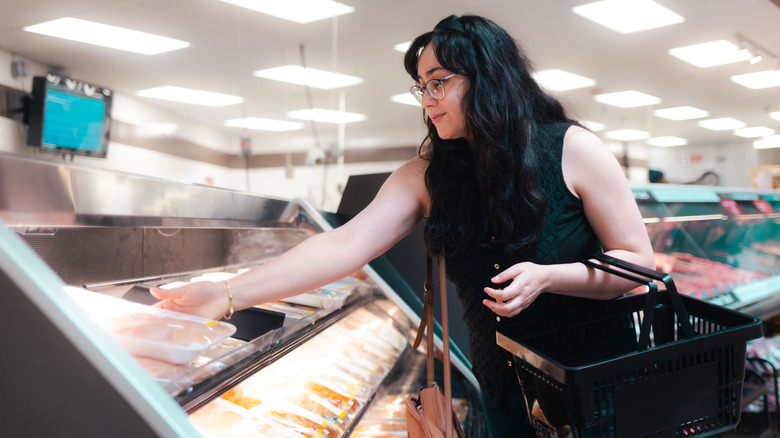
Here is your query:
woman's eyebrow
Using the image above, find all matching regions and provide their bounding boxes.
[417,66,445,81]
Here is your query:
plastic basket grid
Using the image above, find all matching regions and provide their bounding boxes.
[500,292,762,438]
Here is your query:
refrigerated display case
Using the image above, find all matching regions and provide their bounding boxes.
[632,183,780,436]
[0,153,483,437]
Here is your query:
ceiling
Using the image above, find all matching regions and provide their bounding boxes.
[1,0,780,156]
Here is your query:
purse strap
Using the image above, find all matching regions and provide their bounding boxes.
[412,254,455,438]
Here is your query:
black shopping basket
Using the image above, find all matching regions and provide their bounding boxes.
[496,252,764,438]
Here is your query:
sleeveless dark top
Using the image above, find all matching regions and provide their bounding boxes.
[443,122,601,410]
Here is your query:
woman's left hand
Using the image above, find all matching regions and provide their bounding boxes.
[483,262,550,317]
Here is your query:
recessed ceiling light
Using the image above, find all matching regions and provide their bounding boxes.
[733,126,776,138]
[754,135,780,149]
[647,136,688,147]
[698,117,746,131]
[254,65,363,89]
[653,106,709,120]
[391,93,420,107]
[605,129,650,141]
[287,108,366,124]
[23,17,190,55]
[594,90,661,108]
[770,111,780,122]
[730,70,780,89]
[219,0,354,23]
[572,0,684,34]
[135,86,243,107]
[394,41,412,53]
[224,117,303,132]
[533,69,596,91]
[668,40,752,68]
[582,120,605,132]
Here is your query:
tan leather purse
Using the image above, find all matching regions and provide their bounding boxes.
[405,255,465,438]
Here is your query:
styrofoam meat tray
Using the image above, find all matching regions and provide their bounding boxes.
[65,286,236,364]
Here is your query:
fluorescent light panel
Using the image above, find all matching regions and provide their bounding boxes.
[754,135,780,149]
[394,41,412,53]
[220,0,354,23]
[654,106,709,120]
[254,65,363,89]
[391,93,420,107]
[730,70,780,89]
[224,117,303,132]
[582,120,605,132]
[733,126,775,138]
[572,0,684,34]
[287,108,366,124]
[698,117,746,131]
[605,129,650,141]
[534,69,596,91]
[135,86,243,107]
[23,17,189,55]
[647,136,688,147]
[668,40,751,68]
[594,90,661,108]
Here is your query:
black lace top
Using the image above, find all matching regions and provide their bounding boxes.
[443,122,601,410]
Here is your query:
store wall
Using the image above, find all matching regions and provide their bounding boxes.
[647,143,762,187]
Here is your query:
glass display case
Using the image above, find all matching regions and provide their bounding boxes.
[0,153,483,437]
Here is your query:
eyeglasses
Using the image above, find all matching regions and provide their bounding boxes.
[409,73,459,103]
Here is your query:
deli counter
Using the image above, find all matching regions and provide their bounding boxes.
[0,153,482,437]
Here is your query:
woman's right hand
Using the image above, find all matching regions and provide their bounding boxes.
[150,281,230,320]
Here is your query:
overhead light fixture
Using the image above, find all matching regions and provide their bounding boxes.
[594,90,661,108]
[582,120,605,132]
[572,0,684,34]
[668,40,751,68]
[224,117,303,132]
[135,86,243,107]
[394,41,412,53]
[654,106,709,120]
[754,135,780,149]
[734,32,779,68]
[770,111,780,122]
[287,108,366,124]
[219,0,354,23]
[533,69,596,91]
[391,93,420,107]
[733,126,776,138]
[697,118,746,131]
[254,65,363,89]
[647,136,688,147]
[605,129,650,141]
[23,17,190,55]
[730,70,780,90]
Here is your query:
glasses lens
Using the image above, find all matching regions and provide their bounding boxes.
[428,80,445,100]
[410,86,424,103]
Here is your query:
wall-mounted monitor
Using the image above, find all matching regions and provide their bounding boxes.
[26,74,113,158]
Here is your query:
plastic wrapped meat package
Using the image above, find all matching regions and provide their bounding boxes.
[64,286,236,365]
[191,307,406,437]
[189,398,304,438]
[283,276,362,308]
[352,394,469,436]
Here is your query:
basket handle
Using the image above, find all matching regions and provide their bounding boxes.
[579,252,695,345]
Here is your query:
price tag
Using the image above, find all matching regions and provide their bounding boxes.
[719,199,742,216]
[753,199,773,215]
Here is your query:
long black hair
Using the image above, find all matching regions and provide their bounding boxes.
[404,14,578,257]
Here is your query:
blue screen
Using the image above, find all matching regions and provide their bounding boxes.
[42,89,106,152]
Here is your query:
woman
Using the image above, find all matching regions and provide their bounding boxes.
[152,15,654,436]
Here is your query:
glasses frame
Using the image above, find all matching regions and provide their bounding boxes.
[410,73,459,103]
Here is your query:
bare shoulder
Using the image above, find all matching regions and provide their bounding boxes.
[562,124,624,196]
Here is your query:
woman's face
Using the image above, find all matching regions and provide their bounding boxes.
[416,43,469,140]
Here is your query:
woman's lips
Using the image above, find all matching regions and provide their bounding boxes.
[429,112,445,124]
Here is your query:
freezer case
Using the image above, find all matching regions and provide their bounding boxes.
[0,153,482,437]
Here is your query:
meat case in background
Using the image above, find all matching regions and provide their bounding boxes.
[633,183,780,436]
[0,153,484,437]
